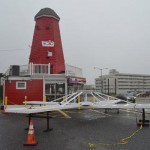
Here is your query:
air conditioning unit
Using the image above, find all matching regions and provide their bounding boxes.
[9,65,20,76]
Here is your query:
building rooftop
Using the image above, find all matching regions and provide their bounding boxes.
[35,8,60,20]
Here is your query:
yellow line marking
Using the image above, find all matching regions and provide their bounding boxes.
[88,124,143,148]
[64,110,85,114]
[89,109,112,117]
[57,110,71,118]
[120,109,142,114]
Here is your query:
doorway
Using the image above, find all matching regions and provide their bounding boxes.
[45,83,65,101]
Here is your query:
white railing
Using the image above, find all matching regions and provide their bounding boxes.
[20,63,51,76]
[20,64,30,76]
[32,63,50,75]
[5,68,10,76]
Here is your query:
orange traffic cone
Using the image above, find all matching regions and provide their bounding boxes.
[24,120,37,146]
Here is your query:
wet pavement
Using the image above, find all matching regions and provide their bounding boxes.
[0,108,150,150]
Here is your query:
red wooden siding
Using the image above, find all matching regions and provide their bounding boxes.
[5,80,43,105]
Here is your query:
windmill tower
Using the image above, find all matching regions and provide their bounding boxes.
[29,8,65,74]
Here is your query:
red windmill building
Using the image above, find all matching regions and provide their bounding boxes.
[29,8,65,74]
[3,8,86,105]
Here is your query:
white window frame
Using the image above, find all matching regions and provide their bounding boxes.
[16,81,26,89]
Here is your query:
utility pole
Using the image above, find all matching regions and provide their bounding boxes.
[94,67,108,93]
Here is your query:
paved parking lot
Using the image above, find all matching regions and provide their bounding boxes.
[0,109,150,150]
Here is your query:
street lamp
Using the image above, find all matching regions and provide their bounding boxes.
[94,67,108,93]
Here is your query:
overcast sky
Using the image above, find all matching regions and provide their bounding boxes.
[0,0,150,84]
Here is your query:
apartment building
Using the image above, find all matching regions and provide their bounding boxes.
[95,69,150,95]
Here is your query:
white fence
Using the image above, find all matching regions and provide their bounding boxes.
[20,63,50,76]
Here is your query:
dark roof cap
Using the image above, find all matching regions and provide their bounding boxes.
[35,8,60,20]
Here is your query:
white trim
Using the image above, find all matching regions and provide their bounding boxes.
[5,77,31,80]
[3,80,5,105]
[35,15,60,21]
[29,63,32,75]
[43,78,45,102]
[31,63,33,75]
[65,77,68,97]
[48,63,50,74]
[16,81,26,89]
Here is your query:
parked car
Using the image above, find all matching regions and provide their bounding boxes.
[116,94,136,103]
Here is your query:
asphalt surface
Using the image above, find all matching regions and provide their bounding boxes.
[0,108,150,150]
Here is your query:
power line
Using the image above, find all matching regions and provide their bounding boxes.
[0,49,28,52]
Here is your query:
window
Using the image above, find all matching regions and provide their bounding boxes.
[16,81,26,89]
[33,65,48,74]
[45,83,65,101]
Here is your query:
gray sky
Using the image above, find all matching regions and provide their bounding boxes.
[0,0,150,84]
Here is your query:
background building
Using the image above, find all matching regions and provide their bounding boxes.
[83,84,95,90]
[66,64,86,93]
[95,69,150,95]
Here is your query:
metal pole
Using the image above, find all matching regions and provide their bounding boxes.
[115,78,117,96]
[142,109,145,125]
[43,112,53,132]
[108,78,109,95]
[101,69,103,93]
[94,67,108,94]
[65,77,68,97]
